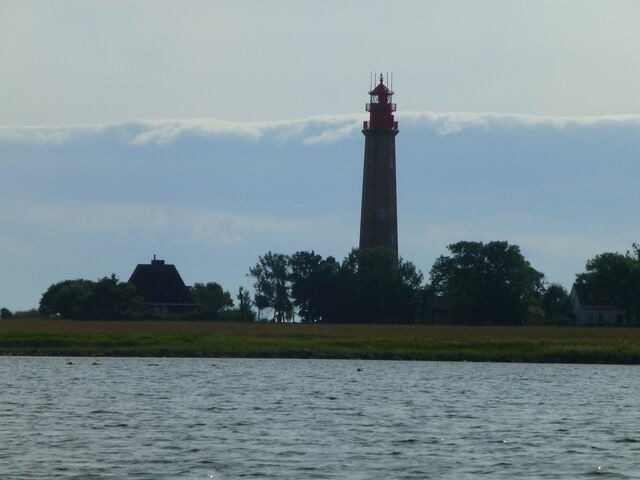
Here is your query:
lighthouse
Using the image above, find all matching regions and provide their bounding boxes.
[359,74,399,255]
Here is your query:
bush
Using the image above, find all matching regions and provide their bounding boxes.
[39,275,144,320]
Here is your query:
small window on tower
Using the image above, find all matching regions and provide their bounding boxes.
[378,209,386,220]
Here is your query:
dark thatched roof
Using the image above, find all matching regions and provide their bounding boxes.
[128,257,194,306]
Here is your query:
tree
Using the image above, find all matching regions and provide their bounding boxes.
[86,275,144,320]
[396,256,425,321]
[191,282,234,319]
[540,283,571,321]
[39,276,144,320]
[289,251,340,323]
[247,248,424,323]
[575,245,640,320]
[0,308,12,319]
[39,279,95,319]
[236,286,255,321]
[429,241,544,324]
[249,252,292,322]
[337,247,424,323]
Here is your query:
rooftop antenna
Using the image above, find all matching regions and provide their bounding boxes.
[391,72,393,91]
[370,71,372,91]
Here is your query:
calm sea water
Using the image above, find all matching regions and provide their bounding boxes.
[1,358,639,479]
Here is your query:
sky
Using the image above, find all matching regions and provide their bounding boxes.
[2,1,640,310]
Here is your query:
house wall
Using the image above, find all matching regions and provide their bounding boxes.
[570,288,626,325]
[577,308,625,326]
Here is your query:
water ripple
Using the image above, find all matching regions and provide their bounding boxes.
[1,358,640,479]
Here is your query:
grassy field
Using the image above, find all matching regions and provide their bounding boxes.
[1,318,640,363]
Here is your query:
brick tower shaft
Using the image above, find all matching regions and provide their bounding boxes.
[359,74,399,255]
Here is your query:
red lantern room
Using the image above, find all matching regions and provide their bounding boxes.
[364,74,398,131]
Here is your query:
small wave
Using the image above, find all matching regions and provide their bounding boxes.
[585,466,629,478]
[616,438,640,443]
[397,438,418,444]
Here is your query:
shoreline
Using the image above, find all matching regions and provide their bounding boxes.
[1,319,640,364]
[2,351,640,365]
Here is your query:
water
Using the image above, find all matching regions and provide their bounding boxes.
[1,358,639,479]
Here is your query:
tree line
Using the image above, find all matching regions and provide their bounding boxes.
[37,275,254,321]
[5,241,637,324]
[249,243,559,324]
[249,248,423,323]
[247,241,639,324]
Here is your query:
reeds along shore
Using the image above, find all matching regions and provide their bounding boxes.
[1,319,640,364]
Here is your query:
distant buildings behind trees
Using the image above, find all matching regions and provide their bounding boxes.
[247,243,567,325]
[25,243,639,326]
[570,244,640,326]
[427,241,544,325]
[37,257,253,322]
[246,242,638,326]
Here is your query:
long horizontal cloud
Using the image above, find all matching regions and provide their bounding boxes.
[3,111,640,147]
[400,111,640,135]
[0,115,364,147]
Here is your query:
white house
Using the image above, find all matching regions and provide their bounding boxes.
[570,283,627,326]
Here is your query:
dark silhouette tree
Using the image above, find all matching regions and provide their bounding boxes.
[249,252,292,322]
[575,244,640,320]
[430,241,544,324]
[289,251,340,323]
[0,307,12,319]
[39,276,143,320]
[86,275,144,320]
[540,283,571,321]
[39,279,95,319]
[338,247,424,323]
[236,286,255,321]
[247,248,423,323]
[191,282,234,319]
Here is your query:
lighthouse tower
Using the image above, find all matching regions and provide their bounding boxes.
[359,74,399,255]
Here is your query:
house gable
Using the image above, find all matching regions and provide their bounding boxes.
[128,257,195,313]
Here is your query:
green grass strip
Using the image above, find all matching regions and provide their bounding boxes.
[1,332,640,363]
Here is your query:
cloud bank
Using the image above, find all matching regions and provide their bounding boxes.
[4,111,640,147]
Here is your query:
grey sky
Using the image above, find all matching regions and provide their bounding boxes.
[2,1,640,125]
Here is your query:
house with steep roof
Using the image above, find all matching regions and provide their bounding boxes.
[570,283,626,326]
[128,256,195,315]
